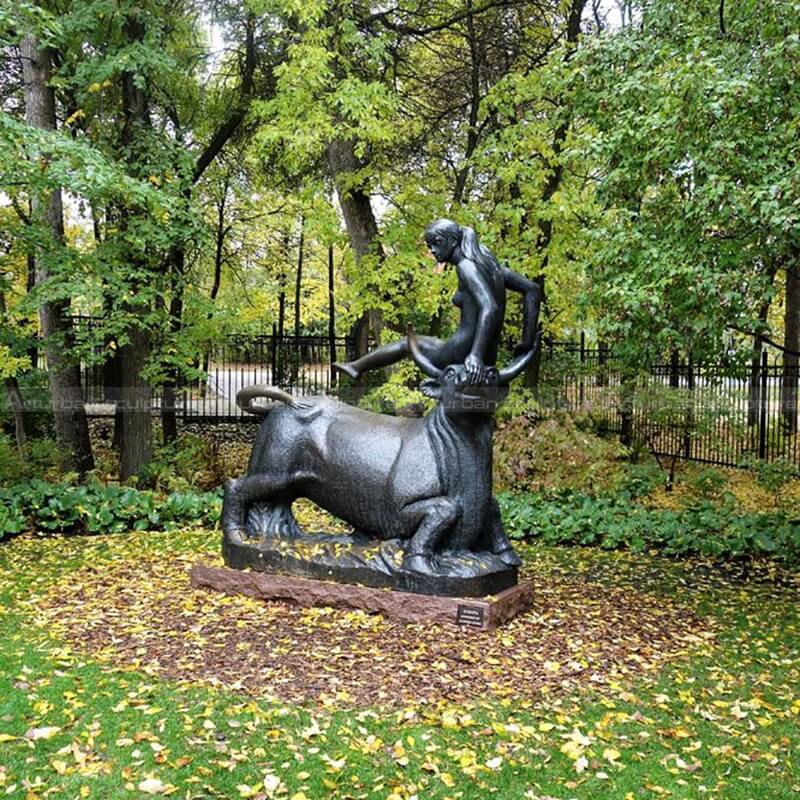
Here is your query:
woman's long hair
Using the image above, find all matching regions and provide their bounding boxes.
[426,219,502,281]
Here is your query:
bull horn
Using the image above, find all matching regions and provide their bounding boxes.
[406,324,442,379]
[497,333,542,385]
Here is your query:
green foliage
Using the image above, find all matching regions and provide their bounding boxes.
[494,412,629,494]
[357,361,432,416]
[0,434,63,484]
[498,490,800,564]
[494,386,541,422]
[0,369,54,434]
[686,468,729,501]
[741,456,800,497]
[569,0,800,363]
[0,480,221,540]
[140,433,225,492]
[617,462,665,499]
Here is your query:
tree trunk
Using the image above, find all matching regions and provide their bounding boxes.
[161,245,185,445]
[26,251,38,369]
[619,372,635,450]
[116,15,152,479]
[4,377,30,453]
[524,276,545,391]
[276,267,286,387]
[451,0,481,207]
[0,292,34,452]
[781,258,800,433]
[326,137,384,359]
[669,350,680,387]
[20,35,94,474]
[210,186,228,303]
[328,244,337,384]
[748,293,773,428]
[597,340,609,387]
[516,0,586,385]
[294,217,304,339]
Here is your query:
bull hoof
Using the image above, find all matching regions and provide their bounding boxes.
[224,527,247,544]
[495,547,522,567]
[402,553,437,575]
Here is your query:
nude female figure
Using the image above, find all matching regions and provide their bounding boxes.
[334,218,542,384]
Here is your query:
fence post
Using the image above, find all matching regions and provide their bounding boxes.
[683,356,695,460]
[758,350,768,460]
[579,331,585,407]
[271,324,278,387]
[620,371,634,448]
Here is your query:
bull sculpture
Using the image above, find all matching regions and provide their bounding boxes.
[221,330,537,589]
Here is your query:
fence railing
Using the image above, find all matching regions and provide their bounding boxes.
[180,334,357,420]
[70,318,357,420]
[537,341,800,469]
[69,318,800,468]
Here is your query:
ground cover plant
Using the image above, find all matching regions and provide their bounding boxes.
[0,481,221,540]
[1,516,799,800]
[497,491,800,566]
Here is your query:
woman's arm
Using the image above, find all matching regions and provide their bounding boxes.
[458,260,501,383]
[502,267,541,352]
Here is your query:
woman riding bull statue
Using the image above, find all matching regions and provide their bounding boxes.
[221,219,544,596]
[334,218,542,384]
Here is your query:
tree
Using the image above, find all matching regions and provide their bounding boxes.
[3,1,208,477]
[252,0,582,364]
[569,0,800,374]
[19,32,94,473]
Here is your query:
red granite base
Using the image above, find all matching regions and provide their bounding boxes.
[190,564,533,631]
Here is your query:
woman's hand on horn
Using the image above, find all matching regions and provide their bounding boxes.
[464,353,485,385]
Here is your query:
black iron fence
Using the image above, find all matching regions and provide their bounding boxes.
[180,334,357,420]
[69,317,799,468]
[71,318,357,420]
[537,338,800,469]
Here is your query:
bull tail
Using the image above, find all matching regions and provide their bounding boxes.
[237,385,297,415]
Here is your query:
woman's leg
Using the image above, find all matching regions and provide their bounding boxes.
[334,336,446,379]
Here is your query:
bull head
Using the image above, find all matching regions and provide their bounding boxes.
[407,325,540,413]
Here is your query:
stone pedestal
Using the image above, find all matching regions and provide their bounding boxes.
[191,564,533,631]
[223,531,519,598]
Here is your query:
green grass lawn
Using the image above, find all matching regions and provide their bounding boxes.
[1,528,798,800]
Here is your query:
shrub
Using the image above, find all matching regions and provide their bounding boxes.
[140,433,226,492]
[494,412,629,495]
[686,467,728,501]
[0,481,222,540]
[0,369,54,437]
[497,490,800,564]
[747,457,800,496]
[0,433,68,486]
[494,386,541,422]
[358,361,433,416]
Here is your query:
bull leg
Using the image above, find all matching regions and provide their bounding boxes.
[222,478,247,543]
[222,472,296,541]
[400,497,460,575]
[479,499,522,567]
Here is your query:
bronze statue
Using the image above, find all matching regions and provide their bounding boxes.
[334,219,541,384]
[221,220,542,598]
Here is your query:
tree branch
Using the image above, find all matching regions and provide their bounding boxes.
[728,325,800,357]
[192,15,257,184]
[365,0,527,37]
[10,195,30,225]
